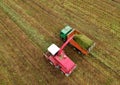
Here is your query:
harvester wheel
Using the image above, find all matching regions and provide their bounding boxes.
[65,73,70,77]
[43,53,48,59]
[49,61,53,65]
[61,71,64,74]
[55,65,60,69]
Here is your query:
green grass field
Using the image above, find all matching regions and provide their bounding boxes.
[0,0,120,85]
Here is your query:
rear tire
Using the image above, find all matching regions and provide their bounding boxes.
[55,65,60,69]
[61,71,64,74]
[78,51,81,54]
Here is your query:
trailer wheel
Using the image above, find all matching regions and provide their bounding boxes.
[78,51,81,54]
[73,47,76,50]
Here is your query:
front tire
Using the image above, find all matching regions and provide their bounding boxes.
[49,61,53,65]
[55,65,60,69]
[65,73,70,77]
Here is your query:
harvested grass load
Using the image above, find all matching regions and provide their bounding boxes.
[73,34,94,50]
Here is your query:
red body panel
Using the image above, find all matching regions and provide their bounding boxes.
[49,56,58,65]
[47,51,76,74]
[54,51,76,73]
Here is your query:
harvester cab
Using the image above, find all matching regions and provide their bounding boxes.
[47,44,60,56]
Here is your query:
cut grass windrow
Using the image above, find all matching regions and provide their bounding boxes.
[0,1,51,51]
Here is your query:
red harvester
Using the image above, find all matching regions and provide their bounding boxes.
[44,35,76,76]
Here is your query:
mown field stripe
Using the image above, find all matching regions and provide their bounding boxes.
[0,1,67,82]
[0,3,57,84]
[6,0,61,42]
[0,1,51,51]
[68,1,120,35]
[38,0,120,38]
[0,22,48,85]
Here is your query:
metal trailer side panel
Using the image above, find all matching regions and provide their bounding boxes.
[67,29,89,55]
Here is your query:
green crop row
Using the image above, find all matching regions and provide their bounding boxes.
[0,1,51,51]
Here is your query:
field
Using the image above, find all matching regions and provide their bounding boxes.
[0,0,120,85]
